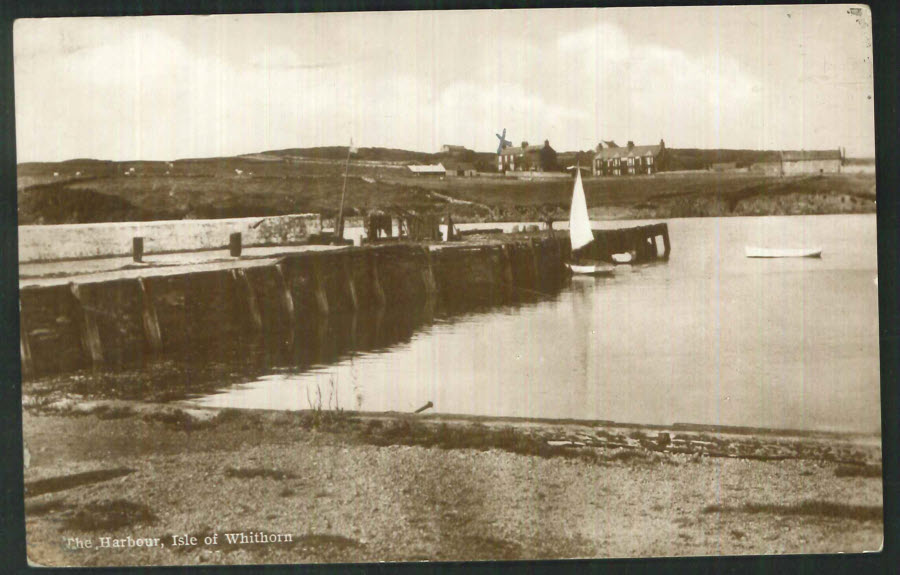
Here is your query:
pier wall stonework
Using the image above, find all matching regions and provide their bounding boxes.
[19,238,567,378]
[19,223,667,379]
[18,214,323,263]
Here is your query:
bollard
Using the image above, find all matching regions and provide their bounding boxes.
[132,237,144,263]
[229,232,242,257]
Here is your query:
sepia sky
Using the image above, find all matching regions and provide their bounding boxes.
[14,5,875,162]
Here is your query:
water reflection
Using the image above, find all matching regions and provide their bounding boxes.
[185,215,880,434]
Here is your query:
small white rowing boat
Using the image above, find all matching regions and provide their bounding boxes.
[745,247,822,259]
[611,252,634,264]
[566,262,615,276]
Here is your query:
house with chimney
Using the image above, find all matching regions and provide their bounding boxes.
[498,140,557,173]
[593,139,667,176]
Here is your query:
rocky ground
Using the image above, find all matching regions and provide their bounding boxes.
[22,399,883,567]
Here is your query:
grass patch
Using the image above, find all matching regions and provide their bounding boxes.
[362,419,601,463]
[835,464,882,478]
[92,404,136,420]
[702,500,882,522]
[224,467,296,481]
[25,468,134,498]
[25,499,69,516]
[142,408,211,431]
[63,499,157,531]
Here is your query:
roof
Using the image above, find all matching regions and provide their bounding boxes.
[781,150,841,161]
[594,145,661,160]
[500,145,542,156]
[408,163,446,174]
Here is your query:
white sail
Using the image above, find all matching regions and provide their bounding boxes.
[568,169,594,250]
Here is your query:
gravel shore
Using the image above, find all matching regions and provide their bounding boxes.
[22,401,882,567]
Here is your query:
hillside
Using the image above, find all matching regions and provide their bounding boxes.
[16,148,876,225]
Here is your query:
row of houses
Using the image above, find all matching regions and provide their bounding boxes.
[416,141,845,177]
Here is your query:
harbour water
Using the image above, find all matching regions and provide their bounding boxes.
[186,214,881,434]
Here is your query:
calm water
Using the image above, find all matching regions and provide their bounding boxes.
[185,214,881,434]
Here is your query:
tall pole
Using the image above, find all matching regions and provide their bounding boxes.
[336,140,352,241]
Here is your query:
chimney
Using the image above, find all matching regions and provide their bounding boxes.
[660,139,665,149]
[521,141,528,149]
[597,142,604,151]
[627,141,634,150]
[544,139,550,148]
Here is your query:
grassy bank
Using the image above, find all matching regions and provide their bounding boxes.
[17,154,875,225]
[22,399,882,566]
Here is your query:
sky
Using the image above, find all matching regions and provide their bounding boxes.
[13,5,876,162]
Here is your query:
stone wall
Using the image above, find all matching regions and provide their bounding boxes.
[18,214,323,263]
[19,238,567,379]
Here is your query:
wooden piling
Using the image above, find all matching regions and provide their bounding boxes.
[370,251,386,308]
[421,246,437,297]
[19,304,34,378]
[311,259,330,315]
[499,244,514,300]
[69,283,103,367]
[232,268,263,333]
[137,277,163,354]
[274,263,295,319]
[342,257,358,311]
[530,239,541,289]
[274,263,295,348]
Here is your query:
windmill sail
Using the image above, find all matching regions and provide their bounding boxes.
[568,169,594,250]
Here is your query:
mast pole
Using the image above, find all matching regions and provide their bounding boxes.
[336,140,352,241]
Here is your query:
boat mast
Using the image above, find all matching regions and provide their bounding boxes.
[336,140,352,241]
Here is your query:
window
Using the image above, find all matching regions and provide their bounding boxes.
[627,157,633,166]
[647,157,653,165]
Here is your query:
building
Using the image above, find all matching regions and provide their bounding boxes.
[780,149,842,175]
[443,160,477,177]
[408,163,446,177]
[441,145,469,155]
[498,140,556,173]
[593,140,666,176]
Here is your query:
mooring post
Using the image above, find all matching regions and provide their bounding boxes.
[229,232,242,257]
[69,283,103,367]
[137,277,163,354]
[232,268,263,333]
[311,259,330,315]
[342,257,358,311]
[370,251,386,308]
[132,237,144,263]
[421,246,437,297]
[19,303,33,378]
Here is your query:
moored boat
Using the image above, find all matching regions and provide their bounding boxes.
[566,262,615,276]
[567,167,613,276]
[745,247,822,258]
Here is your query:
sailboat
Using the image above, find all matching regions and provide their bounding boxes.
[566,168,614,276]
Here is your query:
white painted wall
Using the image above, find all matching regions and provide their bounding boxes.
[18,214,322,262]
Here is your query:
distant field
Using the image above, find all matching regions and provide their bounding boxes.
[16,151,876,225]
